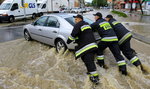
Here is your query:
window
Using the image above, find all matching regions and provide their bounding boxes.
[65,17,94,26]
[42,4,46,9]
[35,16,48,26]
[0,3,11,10]
[11,3,18,10]
[46,16,60,28]
[65,17,75,26]
[37,3,40,8]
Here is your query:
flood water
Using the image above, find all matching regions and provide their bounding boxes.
[0,39,150,89]
[0,10,150,89]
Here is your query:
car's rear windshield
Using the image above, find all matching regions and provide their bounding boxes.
[65,17,94,26]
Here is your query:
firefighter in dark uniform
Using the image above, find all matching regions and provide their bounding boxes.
[91,12,127,75]
[105,15,143,69]
[67,14,99,84]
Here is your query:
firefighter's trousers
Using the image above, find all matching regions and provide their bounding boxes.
[120,37,141,66]
[97,41,126,72]
[81,51,97,73]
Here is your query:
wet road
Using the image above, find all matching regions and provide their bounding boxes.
[0,26,24,43]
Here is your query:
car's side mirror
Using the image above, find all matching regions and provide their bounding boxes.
[32,22,37,26]
[31,22,35,25]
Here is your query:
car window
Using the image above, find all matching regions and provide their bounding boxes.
[84,17,94,24]
[0,3,11,10]
[11,3,18,10]
[65,17,75,26]
[65,17,94,26]
[42,4,46,9]
[35,16,48,26]
[46,16,59,28]
[37,3,40,8]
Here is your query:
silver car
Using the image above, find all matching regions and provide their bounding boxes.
[23,13,95,52]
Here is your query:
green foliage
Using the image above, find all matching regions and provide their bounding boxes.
[111,10,128,18]
[85,2,92,7]
[92,0,107,7]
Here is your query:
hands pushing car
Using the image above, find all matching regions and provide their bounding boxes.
[23,13,95,52]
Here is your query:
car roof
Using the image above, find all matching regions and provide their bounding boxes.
[44,13,77,19]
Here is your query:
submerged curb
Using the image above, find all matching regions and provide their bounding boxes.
[132,32,150,45]
[0,22,31,28]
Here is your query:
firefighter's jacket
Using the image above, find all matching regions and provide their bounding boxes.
[91,18,118,42]
[67,21,98,59]
[109,18,132,45]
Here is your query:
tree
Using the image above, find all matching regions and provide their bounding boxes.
[127,0,145,14]
[137,0,145,15]
[92,0,107,7]
[0,0,4,4]
[130,0,133,12]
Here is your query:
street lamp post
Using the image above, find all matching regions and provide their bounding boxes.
[112,0,114,11]
[21,0,26,22]
[51,0,53,11]
[67,0,70,12]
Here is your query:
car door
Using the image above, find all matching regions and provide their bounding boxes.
[29,16,48,42]
[10,3,22,19]
[41,16,60,46]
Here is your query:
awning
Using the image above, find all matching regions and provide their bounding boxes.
[125,0,139,3]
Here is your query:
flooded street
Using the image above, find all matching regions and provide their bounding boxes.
[0,38,150,89]
[0,26,23,43]
[0,10,150,89]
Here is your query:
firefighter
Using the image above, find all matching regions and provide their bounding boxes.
[91,12,127,75]
[67,14,99,84]
[105,14,143,69]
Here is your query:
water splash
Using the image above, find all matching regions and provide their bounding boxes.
[0,39,150,89]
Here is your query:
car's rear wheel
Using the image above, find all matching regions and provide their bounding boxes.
[24,30,32,41]
[32,14,36,19]
[40,12,43,16]
[55,39,67,53]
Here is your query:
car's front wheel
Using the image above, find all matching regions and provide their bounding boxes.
[55,39,67,53]
[24,30,32,41]
[9,16,14,23]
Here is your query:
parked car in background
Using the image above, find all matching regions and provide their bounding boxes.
[85,7,91,12]
[70,7,87,13]
[70,8,77,13]
[0,0,38,23]
[60,7,70,13]
[80,8,86,13]
[23,13,99,52]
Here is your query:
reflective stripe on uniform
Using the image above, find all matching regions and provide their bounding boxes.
[101,36,118,42]
[81,25,91,31]
[119,32,132,45]
[75,43,98,57]
[117,60,126,66]
[99,21,112,30]
[112,21,120,26]
[68,36,78,41]
[88,71,99,77]
[96,55,104,60]
[130,56,139,64]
